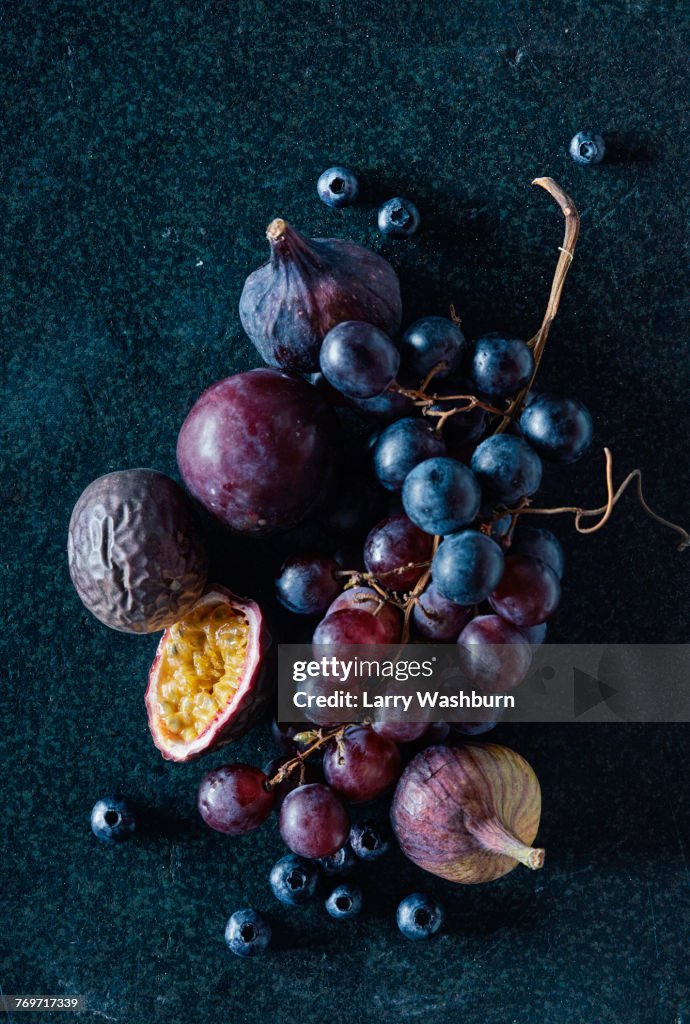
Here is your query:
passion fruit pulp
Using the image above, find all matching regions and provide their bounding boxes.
[146,587,272,761]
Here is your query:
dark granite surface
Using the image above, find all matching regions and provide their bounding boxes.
[1,1,689,1022]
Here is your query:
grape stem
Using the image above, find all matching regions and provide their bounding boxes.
[494,177,580,434]
[267,724,352,788]
[505,448,689,550]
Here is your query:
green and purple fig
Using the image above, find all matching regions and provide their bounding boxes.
[239,219,402,373]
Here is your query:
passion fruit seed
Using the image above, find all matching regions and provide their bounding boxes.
[158,603,250,744]
[146,587,273,762]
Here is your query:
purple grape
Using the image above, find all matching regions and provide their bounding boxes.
[320,321,400,399]
[400,317,467,380]
[520,622,548,644]
[263,756,315,811]
[431,530,505,605]
[279,783,350,858]
[372,720,430,743]
[372,418,447,492]
[489,554,561,626]
[323,726,401,804]
[434,402,488,450]
[451,720,498,736]
[457,614,532,692]
[519,393,594,464]
[471,434,543,506]
[469,333,534,400]
[509,524,564,579]
[402,457,481,535]
[276,553,341,616]
[364,513,433,592]
[197,764,275,835]
[327,587,402,643]
[411,582,471,641]
[313,608,395,647]
[271,720,314,754]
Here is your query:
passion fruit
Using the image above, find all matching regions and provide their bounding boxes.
[68,469,208,634]
[145,587,273,761]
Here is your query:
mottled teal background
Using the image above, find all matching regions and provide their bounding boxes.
[2,1,689,1022]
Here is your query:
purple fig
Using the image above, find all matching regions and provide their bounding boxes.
[239,219,403,374]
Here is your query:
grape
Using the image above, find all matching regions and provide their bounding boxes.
[372,720,430,743]
[433,401,488,449]
[364,513,433,592]
[509,524,565,578]
[323,726,401,803]
[263,756,315,810]
[177,369,335,535]
[276,553,341,616]
[519,393,594,463]
[411,582,471,641]
[327,587,402,643]
[457,614,532,691]
[402,457,481,535]
[197,764,275,835]
[350,381,416,421]
[372,418,446,492]
[320,321,400,399]
[271,719,314,754]
[324,475,386,537]
[313,607,396,647]
[520,622,548,644]
[469,333,534,399]
[431,531,505,605]
[470,434,543,505]
[400,317,467,380]
[489,554,561,626]
[451,720,498,736]
[279,783,350,858]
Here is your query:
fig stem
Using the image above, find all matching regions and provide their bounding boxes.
[465,815,545,871]
[266,218,289,242]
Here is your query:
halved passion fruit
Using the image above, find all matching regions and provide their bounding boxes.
[146,587,273,762]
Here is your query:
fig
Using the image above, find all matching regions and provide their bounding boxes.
[177,369,336,536]
[67,469,208,634]
[145,587,273,761]
[391,743,544,884]
[239,219,403,373]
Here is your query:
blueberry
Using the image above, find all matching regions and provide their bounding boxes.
[319,844,357,876]
[378,197,420,238]
[372,418,447,492]
[350,822,390,861]
[401,317,467,380]
[317,166,359,208]
[325,883,363,920]
[519,393,594,464]
[469,333,534,400]
[402,456,482,536]
[396,892,444,940]
[569,130,606,166]
[90,795,137,843]
[224,908,272,957]
[269,854,320,906]
[470,434,543,505]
